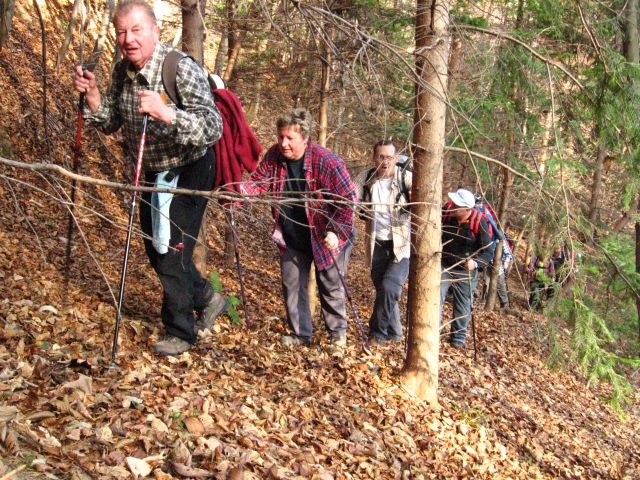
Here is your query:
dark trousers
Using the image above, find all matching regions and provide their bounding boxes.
[280,245,351,341]
[369,241,409,341]
[139,148,216,344]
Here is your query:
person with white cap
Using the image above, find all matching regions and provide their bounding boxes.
[440,188,494,348]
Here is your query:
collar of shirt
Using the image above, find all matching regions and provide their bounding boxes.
[129,43,164,85]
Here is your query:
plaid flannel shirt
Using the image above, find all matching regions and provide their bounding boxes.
[85,43,222,172]
[243,143,356,271]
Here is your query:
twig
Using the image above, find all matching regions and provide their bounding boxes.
[0,464,26,480]
[458,25,584,89]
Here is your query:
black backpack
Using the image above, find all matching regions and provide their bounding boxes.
[161,50,225,107]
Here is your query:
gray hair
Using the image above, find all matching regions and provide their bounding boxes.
[276,108,313,139]
[113,0,157,25]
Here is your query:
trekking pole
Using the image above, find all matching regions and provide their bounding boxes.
[322,232,371,354]
[225,204,251,328]
[63,92,86,288]
[64,57,100,294]
[110,114,149,366]
[468,264,478,362]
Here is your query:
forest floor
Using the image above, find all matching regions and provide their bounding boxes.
[1,3,640,480]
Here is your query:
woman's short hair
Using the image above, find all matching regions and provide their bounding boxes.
[276,108,313,138]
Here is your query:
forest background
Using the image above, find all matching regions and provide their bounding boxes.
[0,0,640,478]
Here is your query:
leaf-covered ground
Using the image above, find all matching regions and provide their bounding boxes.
[1,4,640,479]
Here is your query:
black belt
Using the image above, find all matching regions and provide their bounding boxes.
[375,239,394,248]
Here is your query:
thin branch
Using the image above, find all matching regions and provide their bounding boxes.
[458,25,584,89]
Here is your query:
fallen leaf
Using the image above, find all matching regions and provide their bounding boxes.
[171,462,214,478]
[126,457,152,478]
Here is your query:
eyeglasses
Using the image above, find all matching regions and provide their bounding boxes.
[376,154,396,162]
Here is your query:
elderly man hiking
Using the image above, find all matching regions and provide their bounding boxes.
[73,0,227,356]
[441,189,493,348]
[354,140,411,345]
[242,109,357,347]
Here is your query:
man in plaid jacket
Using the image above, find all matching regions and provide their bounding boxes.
[242,109,357,347]
[73,0,225,356]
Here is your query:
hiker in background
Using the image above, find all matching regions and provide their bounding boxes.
[544,244,566,300]
[241,109,356,347]
[72,0,226,356]
[526,254,555,310]
[441,189,494,348]
[482,238,513,309]
[354,140,411,345]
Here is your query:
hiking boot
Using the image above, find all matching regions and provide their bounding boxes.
[152,335,192,356]
[194,292,228,333]
[280,335,310,347]
[330,333,347,348]
[449,341,465,350]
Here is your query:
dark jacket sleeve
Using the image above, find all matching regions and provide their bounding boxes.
[475,217,494,269]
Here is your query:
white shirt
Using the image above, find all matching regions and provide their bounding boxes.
[371,177,393,241]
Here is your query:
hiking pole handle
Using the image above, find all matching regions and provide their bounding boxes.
[111,114,149,366]
[321,232,370,353]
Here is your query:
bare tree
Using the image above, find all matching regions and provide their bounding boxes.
[400,0,452,404]
[0,0,15,50]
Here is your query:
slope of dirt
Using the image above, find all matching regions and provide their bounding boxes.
[1,4,639,480]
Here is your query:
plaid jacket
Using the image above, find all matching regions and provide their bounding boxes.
[243,143,356,271]
[85,43,223,172]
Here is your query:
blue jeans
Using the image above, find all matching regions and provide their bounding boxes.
[440,269,479,345]
[369,241,409,341]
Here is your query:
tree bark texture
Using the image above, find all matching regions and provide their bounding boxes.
[401,0,452,405]
[0,0,15,50]
[181,0,205,63]
[588,144,606,225]
[180,0,208,275]
[485,167,512,310]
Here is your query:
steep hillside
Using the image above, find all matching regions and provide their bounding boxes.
[0,3,639,480]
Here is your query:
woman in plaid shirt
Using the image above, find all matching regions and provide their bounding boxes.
[242,109,357,348]
[73,0,225,356]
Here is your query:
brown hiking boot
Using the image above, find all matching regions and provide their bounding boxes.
[194,292,228,334]
[152,336,192,356]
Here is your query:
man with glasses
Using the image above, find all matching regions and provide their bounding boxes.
[355,141,412,345]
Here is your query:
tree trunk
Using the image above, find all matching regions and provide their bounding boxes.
[0,0,15,50]
[485,168,512,310]
[308,34,333,319]
[588,144,606,225]
[222,0,252,83]
[623,0,640,343]
[181,0,205,63]
[623,0,639,65]
[181,0,209,276]
[55,0,82,69]
[401,0,451,405]
[636,197,640,345]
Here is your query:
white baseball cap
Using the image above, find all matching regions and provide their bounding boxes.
[447,189,475,208]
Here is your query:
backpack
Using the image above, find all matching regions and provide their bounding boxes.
[361,158,412,214]
[443,201,495,240]
[161,50,225,107]
[161,50,261,193]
